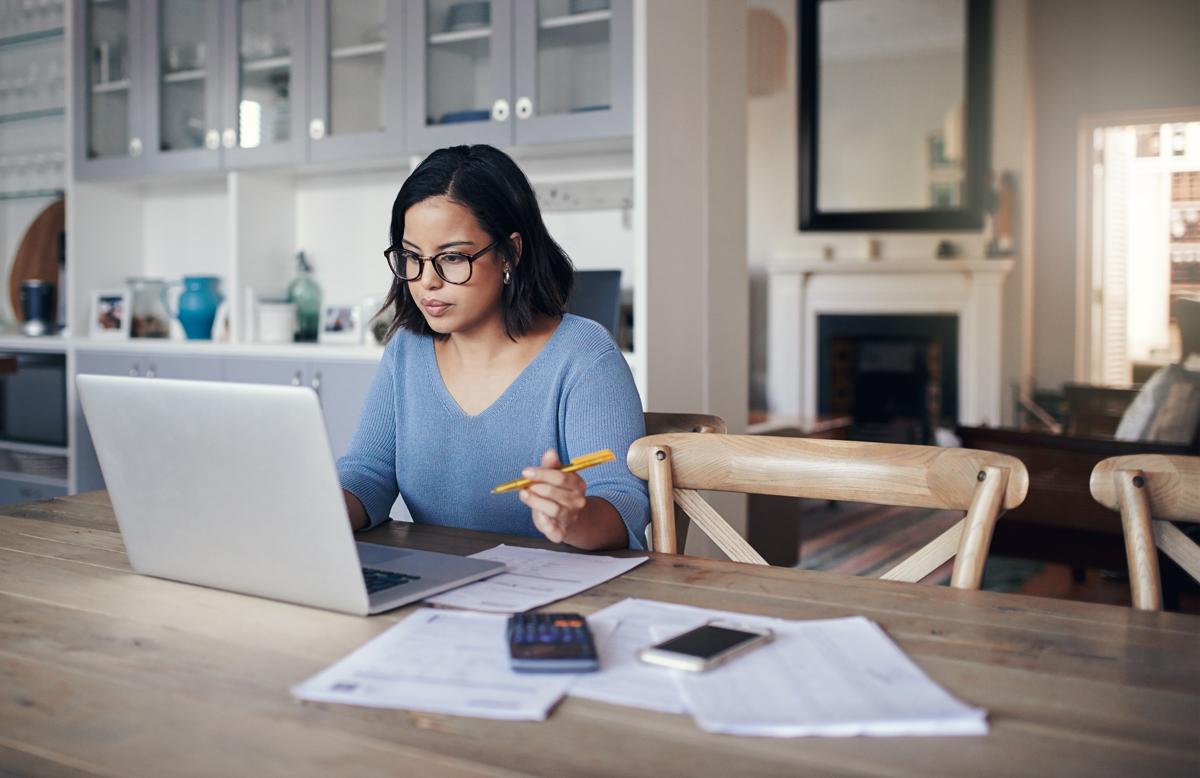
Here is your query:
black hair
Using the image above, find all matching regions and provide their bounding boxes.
[382,145,574,340]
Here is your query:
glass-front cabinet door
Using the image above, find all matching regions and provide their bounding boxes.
[307,0,405,163]
[145,0,223,173]
[220,0,307,168]
[72,0,148,178]
[405,0,512,150]
[512,0,631,145]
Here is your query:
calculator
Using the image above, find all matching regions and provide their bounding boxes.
[506,612,599,673]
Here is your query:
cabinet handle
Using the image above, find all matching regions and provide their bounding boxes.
[129,364,140,377]
[309,118,325,140]
[145,364,156,379]
[222,128,236,149]
[491,98,510,122]
[291,370,302,387]
[310,371,322,395]
[515,96,533,120]
[129,137,143,157]
[205,129,220,150]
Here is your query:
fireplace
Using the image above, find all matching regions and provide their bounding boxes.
[818,315,958,443]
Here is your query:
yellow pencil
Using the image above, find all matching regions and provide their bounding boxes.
[490,449,616,494]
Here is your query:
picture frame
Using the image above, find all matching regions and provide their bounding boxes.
[89,290,130,339]
[318,303,363,344]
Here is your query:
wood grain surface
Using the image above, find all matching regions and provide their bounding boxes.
[1,493,1198,777]
[7,198,64,319]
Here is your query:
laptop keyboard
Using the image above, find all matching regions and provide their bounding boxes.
[361,567,422,595]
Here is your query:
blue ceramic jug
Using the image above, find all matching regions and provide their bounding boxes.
[175,276,223,340]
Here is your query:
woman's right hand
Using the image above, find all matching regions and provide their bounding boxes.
[343,490,369,531]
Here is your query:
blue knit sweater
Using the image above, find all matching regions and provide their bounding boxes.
[336,314,650,549]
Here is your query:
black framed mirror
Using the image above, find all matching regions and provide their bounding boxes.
[798,0,992,231]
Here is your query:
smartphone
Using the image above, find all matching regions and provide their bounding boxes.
[637,620,774,672]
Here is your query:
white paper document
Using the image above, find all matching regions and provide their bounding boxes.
[290,609,574,721]
[572,598,987,737]
[424,544,649,613]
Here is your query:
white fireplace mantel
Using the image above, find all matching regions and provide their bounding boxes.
[766,257,1015,427]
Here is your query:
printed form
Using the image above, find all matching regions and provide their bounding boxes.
[424,544,648,613]
[291,609,574,721]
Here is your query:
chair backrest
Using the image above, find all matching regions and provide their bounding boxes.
[627,433,1029,589]
[1090,454,1200,610]
[641,413,727,552]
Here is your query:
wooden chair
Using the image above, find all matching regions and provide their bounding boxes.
[1090,454,1200,610]
[641,413,726,551]
[627,434,1029,589]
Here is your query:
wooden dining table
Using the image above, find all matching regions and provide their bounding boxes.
[1,492,1198,776]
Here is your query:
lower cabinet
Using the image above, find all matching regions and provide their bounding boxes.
[222,357,379,460]
[74,350,380,493]
[74,352,225,493]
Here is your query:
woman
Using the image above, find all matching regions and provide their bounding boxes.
[337,145,649,551]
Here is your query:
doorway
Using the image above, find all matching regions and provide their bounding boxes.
[1081,111,1200,385]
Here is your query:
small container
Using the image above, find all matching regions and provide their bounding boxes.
[19,279,54,337]
[256,300,296,344]
[126,277,171,338]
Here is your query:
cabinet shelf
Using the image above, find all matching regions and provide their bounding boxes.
[0,469,68,489]
[0,107,64,124]
[540,9,612,30]
[0,27,63,52]
[163,68,206,84]
[242,55,291,74]
[0,188,64,202]
[0,440,68,457]
[92,79,130,94]
[428,27,491,45]
[331,41,385,60]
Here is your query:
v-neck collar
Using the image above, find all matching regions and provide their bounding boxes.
[427,316,569,420]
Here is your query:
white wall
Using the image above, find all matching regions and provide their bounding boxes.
[747,0,1032,421]
[1030,0,1200,388]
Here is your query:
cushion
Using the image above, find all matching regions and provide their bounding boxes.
[1115,364,1200,442]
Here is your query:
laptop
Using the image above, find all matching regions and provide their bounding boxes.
[76,374,506,616]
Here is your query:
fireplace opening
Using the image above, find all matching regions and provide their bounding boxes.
[818,315,958,444]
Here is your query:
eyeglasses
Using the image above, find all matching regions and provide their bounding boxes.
[384,240,501,285]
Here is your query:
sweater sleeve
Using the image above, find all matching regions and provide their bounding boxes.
[336,340,400,531]
[561,347,651,550]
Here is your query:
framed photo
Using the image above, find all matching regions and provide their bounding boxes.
[90,290,130,339]
[318,303,362,344]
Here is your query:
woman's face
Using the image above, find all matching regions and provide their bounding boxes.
[402,196,513,337]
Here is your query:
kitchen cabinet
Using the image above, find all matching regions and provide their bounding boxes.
[144,0,224,174]
[73,351,224,492]
[73,0,632,180]
[72,0,150,179]
[222,356,378,458]
[511,0,632,145]
[405,0,631,151]
[306,0,407,163]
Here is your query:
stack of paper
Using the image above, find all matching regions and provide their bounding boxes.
[574,598,987,737]
[424,544,648,613]
[291,609,575,721]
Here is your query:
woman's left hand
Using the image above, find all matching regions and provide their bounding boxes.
[519,449,588,544]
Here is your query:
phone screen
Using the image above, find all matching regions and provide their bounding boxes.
[653,625,761,659]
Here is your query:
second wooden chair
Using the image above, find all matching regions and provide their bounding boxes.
[627,434,1029,589]
[1090,454,1200,610]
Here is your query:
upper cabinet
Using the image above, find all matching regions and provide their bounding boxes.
[73,0,149,179]
[512,0,631,146]
[72,0,631,180]
[145,0,222,174]
[219,0,308,168]
[405,0,631,152]
[307,0,406,163]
